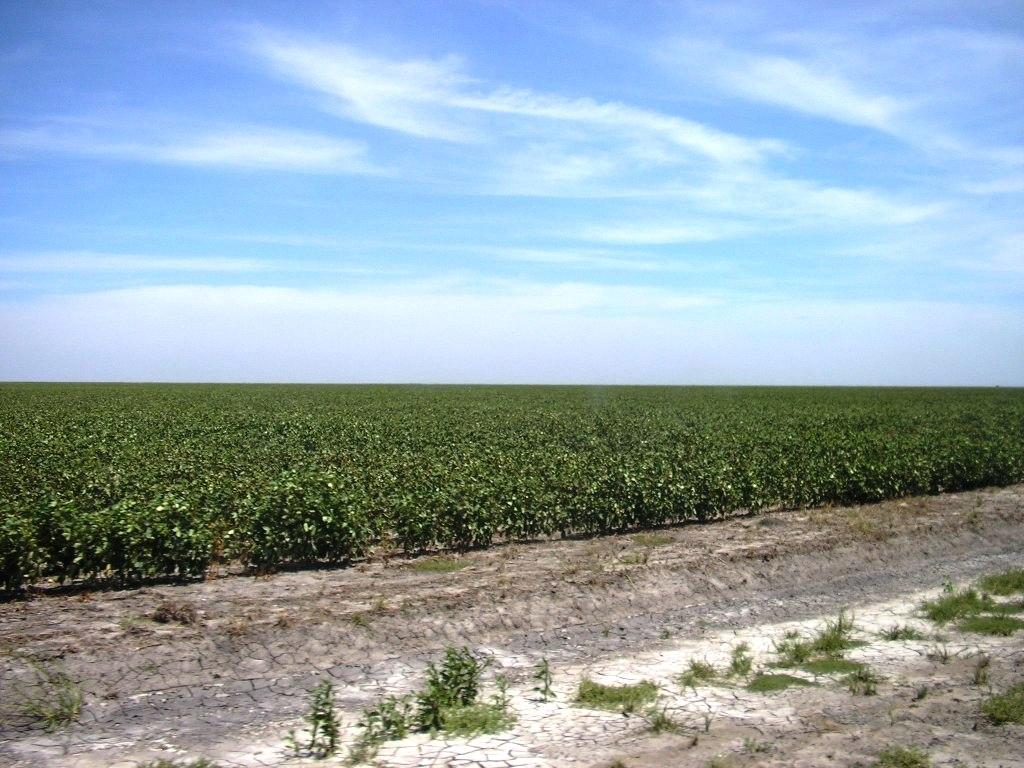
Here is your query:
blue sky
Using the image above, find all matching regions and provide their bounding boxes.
[1,0,1021,384]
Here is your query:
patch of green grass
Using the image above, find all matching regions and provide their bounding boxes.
[412,557,471,573]
[873,745,930,768]
[879,624,927,641]
[728,642,753,677]
[800,658,864,675]
[575,679,658,713]
[981,683,1024,725]
[810,610,864,656]
[631,533,674,547]
[919,588,993,623]
[746,673,816,693]
[19,662,83,730]
[957,615,1024,636]
[846,666,882,696]
[678,659,717,688]
[773,630,813,667]
[441,702,515,736]
[643,705,685,734]
[977,568,1024,596]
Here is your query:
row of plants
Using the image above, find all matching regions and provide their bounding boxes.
[2,385,1023,590]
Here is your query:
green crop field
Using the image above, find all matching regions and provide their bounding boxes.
[2,384,1023,592]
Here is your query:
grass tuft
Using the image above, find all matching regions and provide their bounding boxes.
[981,683,1024,725]
[846,665,882,696]
[977,568,1024,596]
[879,624,927,641]
[412,557,471,573]
[919,588,993,624]
[678,659,717,688]
[873,745,930,768]
[575,679,657,713]
[746,673,816,693]
[800,658,864,675]
[957,615,1024,636]
[728,642,753,677]
[441,702,515,736]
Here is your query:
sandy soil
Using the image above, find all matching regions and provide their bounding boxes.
[1,485,1022,767]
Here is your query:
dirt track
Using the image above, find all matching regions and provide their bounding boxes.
[1,485,1023,767]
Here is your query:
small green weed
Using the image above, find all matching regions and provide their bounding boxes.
[728,642,753,677]
[287,680,340,759]
[972,654,990,686]
[773,630,813,667]
[575,679,658,713]
[873,745,930,768]
[920,588,993,623]
[801,658,864,675]
[977,568,1024,596]
[957,615,1024,636]
[412,557,470,573]
[846,666,882,696]
[742,737,773,753]
[678,659,717,688]
[532,657,554,701]
[746,673,816,693]
[441,701,514,736]
[810,610,862,656]
[358,694,413,744]
[879,625,927,641]
[19,660,83,730]
[415,646,488,732]
[643,704,684,734]
[981,682,1024,724]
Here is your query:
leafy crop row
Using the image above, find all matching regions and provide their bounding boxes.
[2,384,1022,591]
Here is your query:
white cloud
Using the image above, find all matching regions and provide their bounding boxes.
[663,39,908,134]
[251,33,783,164]
[0,124,376,174]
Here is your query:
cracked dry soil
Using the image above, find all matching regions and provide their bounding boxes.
[1,485,1022,767]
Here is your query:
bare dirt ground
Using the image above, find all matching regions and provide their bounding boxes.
[2,485,1023,768]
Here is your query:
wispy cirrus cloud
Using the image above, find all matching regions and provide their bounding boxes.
[249,32,784,165]
[0,123,377,174]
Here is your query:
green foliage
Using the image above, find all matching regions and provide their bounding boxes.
[678,659,717,688]
[357,694,413,744]
[846,666,882,696]
[2,384,1023,590]
[981,683,1024,724]
[809,610,861,656]
[800,658,864,675]
[745,673,816,693]
[644,704,685,734]
[411,556,471,573]
[977,568,1024,596]
[957,615,1024,636]
[0,509,41,591]
[879,624,927,641]
[415,647,488,732]
[728,642,753,677]
[873,746,930,768]
[575,679,658,713]
[18,660,83,729]
[440,701,515,736]
[920,587,994,623]
[287,680,340,759]
[532,657,554,701]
